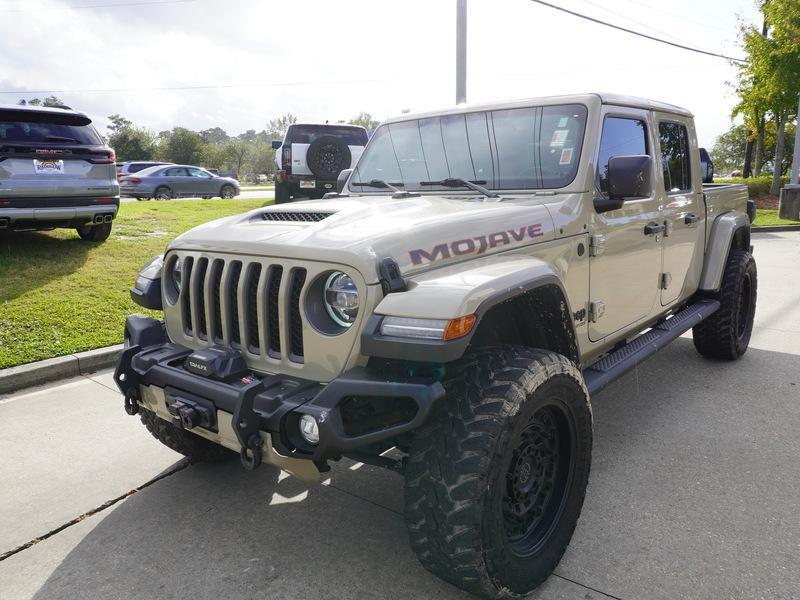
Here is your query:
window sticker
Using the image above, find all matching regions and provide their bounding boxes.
[558,117,568,127]
[550,129,568,147]
[559,148,574,165]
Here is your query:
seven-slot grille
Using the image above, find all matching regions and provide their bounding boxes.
[176,256,306,362]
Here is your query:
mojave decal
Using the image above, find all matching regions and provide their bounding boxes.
[409,223,545,266]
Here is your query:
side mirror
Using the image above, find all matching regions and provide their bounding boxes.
[271,140,282,150]
[608,155,651,199]
[337,168,353,194]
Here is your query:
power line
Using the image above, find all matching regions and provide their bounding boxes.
[528,0,747,63]
[615,0,734,35]
[0,63,713,97]
[577,0,695,48]
[0,0,196,13]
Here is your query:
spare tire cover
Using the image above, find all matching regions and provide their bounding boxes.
[306,135,352,180]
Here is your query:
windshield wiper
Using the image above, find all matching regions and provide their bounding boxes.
[44,135,80,143]
[419,178,500,199]
[351,179,417,198]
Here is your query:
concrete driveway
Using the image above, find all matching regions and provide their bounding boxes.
[1,232,798,600]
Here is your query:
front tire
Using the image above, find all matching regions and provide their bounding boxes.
[76,222,112,242]
[404,346,592,598]
[220,185,235,199]
[693,249,757,360]
[139,408,236,462]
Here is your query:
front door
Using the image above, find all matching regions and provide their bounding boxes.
[588,108,663,342]
[654,115,705,305]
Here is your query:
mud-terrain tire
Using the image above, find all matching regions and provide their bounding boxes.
[139,408,236,462]
[404,346,592,598]
[274,181,291,204]
[76,222,112,242]
[306,135,351,180]
[693,249,757,360]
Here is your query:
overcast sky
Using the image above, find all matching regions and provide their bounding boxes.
[0,0,760,146]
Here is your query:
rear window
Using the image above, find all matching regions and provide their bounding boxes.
[286,125,367,146]
[0,109,102,145]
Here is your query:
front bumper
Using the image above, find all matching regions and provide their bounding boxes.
[115,315,445,471]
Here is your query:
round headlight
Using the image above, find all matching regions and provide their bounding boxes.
[172,257,183,294]
[323,271,359,327]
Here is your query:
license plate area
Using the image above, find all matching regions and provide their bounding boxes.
[164,386,218,432]
[33,159,65,174]
[299,179,315,189]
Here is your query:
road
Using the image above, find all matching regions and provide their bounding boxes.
[120,189,274,203]
[1,232,798,600]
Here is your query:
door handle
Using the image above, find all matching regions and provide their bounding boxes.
[684,213,700,225]
[644,222,665,235]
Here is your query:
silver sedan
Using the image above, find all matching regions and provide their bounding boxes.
[120,165,239,200]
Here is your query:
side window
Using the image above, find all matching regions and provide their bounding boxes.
[188,167,211,178]
[597,117,648,195]
[165,168,188,176]
[658,122,691,193]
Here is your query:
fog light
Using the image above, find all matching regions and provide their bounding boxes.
[299,414,319,445]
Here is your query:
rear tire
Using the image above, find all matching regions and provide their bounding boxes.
[139,408,236,462]
[76,222,112,242]
[275,181,291,204]
[693,249,757,360]
[404,346,592,598]
[154,186,173,201]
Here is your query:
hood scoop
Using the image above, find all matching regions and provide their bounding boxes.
[259,211,336,223]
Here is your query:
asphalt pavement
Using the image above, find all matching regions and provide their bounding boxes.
[1,232,798,600]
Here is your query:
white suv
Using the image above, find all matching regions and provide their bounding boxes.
[272,123,367,203]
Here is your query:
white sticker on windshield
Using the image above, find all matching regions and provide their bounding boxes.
[558,117,568,127]
[559,148,574,165]
[550,129,568,147]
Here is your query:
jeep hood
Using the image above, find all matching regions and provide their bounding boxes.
[169,195,556,284]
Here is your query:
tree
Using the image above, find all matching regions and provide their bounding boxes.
[23,95,67,107]
[734,0,800,194]
[108,126,157,162]
[265,113,297,140]
[200,127,229,146]
[107,114,134,133]
[199,144,226,170]
[710,124,750,174]
[158,127,205,164]
[349,111,381,132]
[248,141,275,179]
[223,139,250,179]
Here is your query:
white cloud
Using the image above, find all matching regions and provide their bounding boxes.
[0,0,760,145]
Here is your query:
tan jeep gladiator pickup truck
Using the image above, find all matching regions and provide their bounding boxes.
[117,93,757,599]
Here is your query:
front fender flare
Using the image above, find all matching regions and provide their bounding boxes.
[361,255,575,363]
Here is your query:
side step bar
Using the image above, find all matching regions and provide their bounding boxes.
[582,298,720,396]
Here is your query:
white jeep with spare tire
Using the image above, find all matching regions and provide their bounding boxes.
[272,123,367,203]
[119,93,757,598]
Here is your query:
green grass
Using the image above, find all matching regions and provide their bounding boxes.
[0,198,270,369]
[752,209,800,227]
[716,175,788,198]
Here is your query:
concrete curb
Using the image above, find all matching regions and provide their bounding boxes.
[0,344,123,396]
[753,224,800,232]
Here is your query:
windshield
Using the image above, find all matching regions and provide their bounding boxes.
[350,104,587,193]
[286,125,368,146]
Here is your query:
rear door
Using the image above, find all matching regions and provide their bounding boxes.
[654,115,705,305]
[588,108,663,341]
[0,109,116,199]
[162,167,192,196]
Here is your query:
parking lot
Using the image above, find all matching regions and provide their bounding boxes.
[0,231,797,600]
